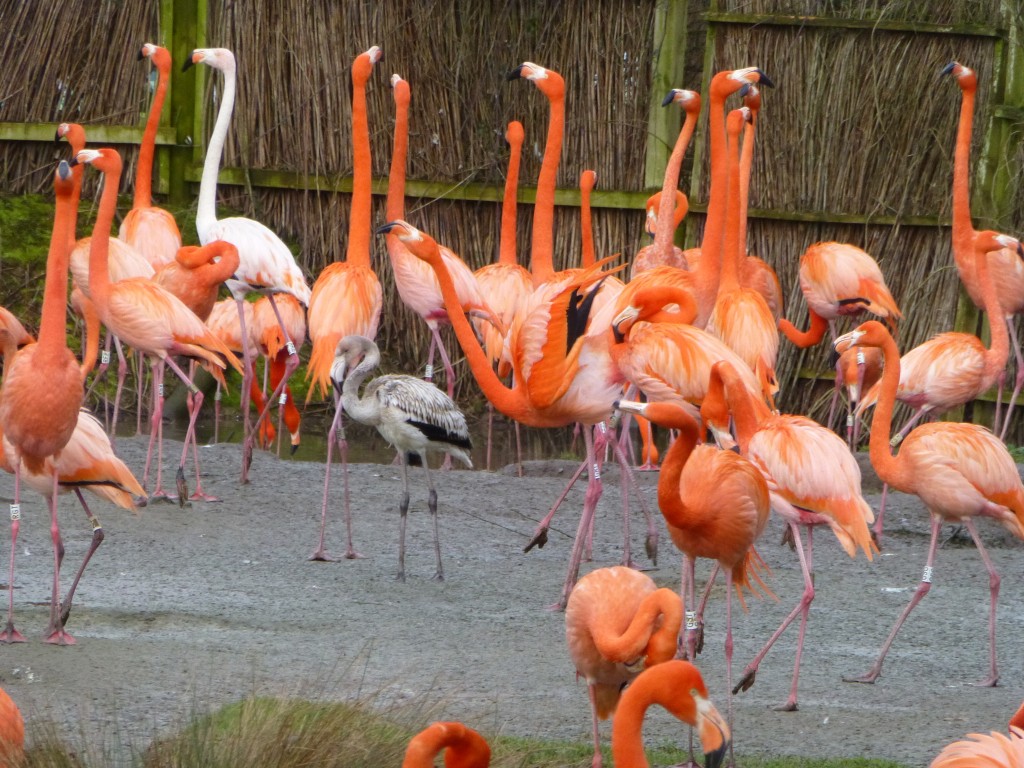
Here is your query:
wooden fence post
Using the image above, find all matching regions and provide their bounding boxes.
[645,0,689,191]
[168,0,204,209]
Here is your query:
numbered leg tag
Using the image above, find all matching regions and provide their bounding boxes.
[158,384,165,398]
[100,350,111,365]
[856,350,866,365]
[424,364,434,379]
[922,565,933,584]
[9,504,20,522]
[215,390,223,401]
[286,341,297,356]
[685,610,698,631]
[846,414,854,428]
[592,463,601,481]
[278,392,287,406]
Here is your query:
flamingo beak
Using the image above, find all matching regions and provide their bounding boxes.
[375,221,397,236]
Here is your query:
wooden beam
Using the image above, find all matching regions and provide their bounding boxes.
[702,11,1004,38]
[0,122,176,145]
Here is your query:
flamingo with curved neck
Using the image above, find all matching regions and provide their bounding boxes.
[610,659,730,768]
[402,722,490,768]
[834,320,1024,687]
[119,43,182,270]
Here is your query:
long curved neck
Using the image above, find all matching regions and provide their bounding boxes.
[386,86,410,221]
[866,333,912,491]
[580,174,595,268]
[86,161,122,314]
[66,131,86,246]
[197,62,236,238]
[406,237,534,422]
[719,366,766,451]
[339,346,381,423]
[134,56,169,208]
[976,242,1009,380]
[402,724,490,768]
[778,308,828,347]
[739,113,755,252]
[589,589,682,667]
[499,125,524,266]
[37,186,76,353]
[657,411,699,517]
[611,667,697,768]
[694,85,729,320]
[653,108,697,255]
[720,117,742,290]
[348,67,373,267]
[952,84,976,252]
[530,84,564,285]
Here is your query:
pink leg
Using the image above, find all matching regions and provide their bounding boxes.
[692,563,720,657]
[844,514,941,684]
[998,316,1023,440]
[213,383,222,444]
[0,465,25,643]
[514,420,523,477]
[236,297,255,483]
[551,427,603,611]
[586,682,605,768]
[734,523,815,710]
[523,459,587,552]
[873,483,889,548]
[608,430,658,566]
[44,470,74,645]
[397,458,411,582]
[431,326,456,400]
[148,360,176,502]
[110,337,129,442]
[85,333,113,430]
[136,349,146,436]
[962,518,1001,687]
[423,333,438,383]
[724,569,736,768]
[485,402,494,472]
[164,357,210,507]
[58,490,104,627]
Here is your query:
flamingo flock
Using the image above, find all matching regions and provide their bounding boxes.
[1,40,1023,766]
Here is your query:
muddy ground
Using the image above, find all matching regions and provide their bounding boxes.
[0,423,1020,767]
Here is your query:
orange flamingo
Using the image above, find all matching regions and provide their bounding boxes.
[610,659,730,768]
[836,345,883,448]
[631,88,700,278]
[402,722,491,768]
[700,360,875,711]
[119,43,182,270]
[930,701,1024,768]
[857,231,1022,544]
[184,48,311,482]
[0,160,83,644]
[305,46,383,402]
[472,120,532,471]
[565,565,683,768]
[206,298,258,443]
[377,220,651,607]
[706,107,779,407]
[943,61,1024,438]
[0,686,22,767]
[73,148,242,505]
[154,241,240,324]
[616,398,768,751]
[252,294,305,455]
[383,74,491,398]
[835,320,1024,686]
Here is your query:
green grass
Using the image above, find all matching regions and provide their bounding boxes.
[18,695,910,768]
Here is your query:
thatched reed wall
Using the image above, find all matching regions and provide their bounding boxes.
[2,0,1024,438]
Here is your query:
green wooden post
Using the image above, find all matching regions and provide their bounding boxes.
[168,0,204,210]
[645,0,689,192]
[682,0,719,250]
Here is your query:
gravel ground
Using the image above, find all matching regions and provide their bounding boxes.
[0,426,1020,767]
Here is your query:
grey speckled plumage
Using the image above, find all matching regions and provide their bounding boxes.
[331,334,472,581]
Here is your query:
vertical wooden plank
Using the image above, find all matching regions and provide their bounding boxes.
[683,0,719,250]
[168,0,205,207]
[155,0,175,196]
[645,0,689,191]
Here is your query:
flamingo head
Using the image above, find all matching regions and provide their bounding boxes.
[504,119,525,148]
[580,169,597,193]
[644,193,659,237]
[139,43,171,70]
[70,147,122,176]
[977,231,1024,260]
[183,47,235,74]
[713,67,773,98]
[353,45,382,83]
[508,61,565,98]
[55,122,85,152]
[661,88,701,116]
[833,320,889,355]
[941,61,977,91]
[390,74,410,108]
[375,219,444,267]
[740,83,761,113]
[611,304,640,342]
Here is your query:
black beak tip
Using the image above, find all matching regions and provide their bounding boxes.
[757,70,775,88]
[506,65,523,81]
[290,443,299,456]
[661,90,676,107]
[827,347,841,367]
[940,61,956,77]
[53,130,62,144]
[1017,243,1024,259]
[704,744,728,768]
[67,157,80,168]
[374,222,394,236]
[137,50,146,61]
[612,323,625,344]
[182,58,194,72]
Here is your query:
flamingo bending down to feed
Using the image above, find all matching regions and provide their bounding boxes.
[0,686,22,767]
[611,659,730,768]
[565,565,683,768]
[73,148,243,506]
[119,43,182,270]
[0,161,83,645]
[835,320,1024,687]
[700,360,875,711]
[402,721,491,768]
[307,48,385,562]
[183,47,312,483]
[331,335,472,581]
[944,61,1024,438]
[616,398,768,757]
[378,220,657,609]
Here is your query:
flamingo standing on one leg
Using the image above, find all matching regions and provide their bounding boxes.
[943,61,1024,438]
[332,335,472,581]
[700,360,875,711]
[835,320,1024,687]
[611,659,730,768]
[615,398,769,762]
[306,49,385,561]
[119,43,182,270]
[472,120,532,472]
[402,722,490,768]
[0,160,83,644]
[565,565,682,768]
[73,148,243,506]
[183,48,311,483]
